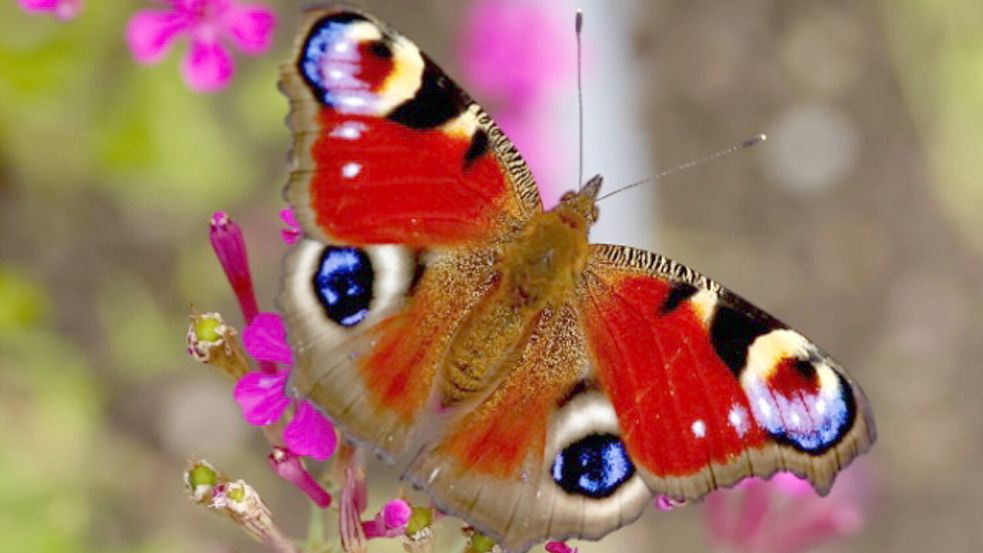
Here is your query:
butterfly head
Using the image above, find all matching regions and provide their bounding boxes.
[557,174,602,228]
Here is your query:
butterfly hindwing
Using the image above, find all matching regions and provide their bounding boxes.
[281,239,500,458]
[406,302,652,553]
[280,5,541,248]
[578,244,876,499]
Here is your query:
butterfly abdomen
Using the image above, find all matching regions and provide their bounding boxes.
[443,208,591,404]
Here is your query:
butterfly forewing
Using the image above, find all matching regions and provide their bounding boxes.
[578,244,876,498]
[279,5,542,248]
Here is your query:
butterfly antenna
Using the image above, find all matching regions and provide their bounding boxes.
[576,9,585,189]
[596,133,767,201]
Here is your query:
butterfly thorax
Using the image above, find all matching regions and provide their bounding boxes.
[441,180,600,405]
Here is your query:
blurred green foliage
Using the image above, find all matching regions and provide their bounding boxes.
[881,0,983,252]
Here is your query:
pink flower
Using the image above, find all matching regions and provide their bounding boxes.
[209,211,260,324]
[18,0,82,20]
[280,208,302,245]
[337,467,411,548]
[268,446,331,508]
[655,495,685,511]
[545,541,577,553]
[363,499,412,539]
[703,463,874,553]
[235,313,338,461]
[126,0,276,92]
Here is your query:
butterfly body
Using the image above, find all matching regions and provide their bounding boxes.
[277,5,875,552]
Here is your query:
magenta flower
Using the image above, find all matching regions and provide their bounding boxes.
[235,312,338,461]
[545,541,577,553]
[703,463,874,553]
[280,208,302,245]
[363,498,412,539]
[18,0,82,20]
[209,211,260,323]
[126,0,276,92]
[268,446,331,508]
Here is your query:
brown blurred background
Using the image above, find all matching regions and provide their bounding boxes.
[2,0,982,552]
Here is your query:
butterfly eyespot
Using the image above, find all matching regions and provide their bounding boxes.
[741,331,857,453]
[368,39,393,59]
[312,246,374,327]
[551,433,635,498]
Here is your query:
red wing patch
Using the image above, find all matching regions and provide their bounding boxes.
[308,111,509,246]
[580,273,768,477]
[280,8,541,248]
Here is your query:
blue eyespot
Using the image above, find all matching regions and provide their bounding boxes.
[744,371,856,453]
[298,14,369,106]
[551,434,634,498]
[312,246,373,327]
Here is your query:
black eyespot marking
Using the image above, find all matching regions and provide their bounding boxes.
[660,282,698,315]
[710,305,776,375]
[312,246,374,327]
[368,39,393,59]
[463,129,490,168]
[794,357,818,381]
[551,434,634,498]
[406,249,427,296]
[557,380,594,408]
[319,12,369,25]
[387,60,468,129]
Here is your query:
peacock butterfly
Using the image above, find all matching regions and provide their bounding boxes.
[275,5,876,552]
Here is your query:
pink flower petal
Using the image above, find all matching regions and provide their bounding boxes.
[382,498,412,529]
[268,446,332,508]
[458,0,575,108]
[19,0,58,12]
[280,208,302,245]
[52,0,81,20]
[283,401,337,461]
[182,38,235,92]
[221,3,276,55]
[545,541,577,553]
[242,312,293,365]
[233,369,291,426]
[363,498,412,539]
[209,211,259,323]
[126,9,188,64]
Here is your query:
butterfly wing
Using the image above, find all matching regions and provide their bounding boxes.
[406,302,653,552]
[578,244,876,499]
[278,6,542,458]
[279,5,541,248]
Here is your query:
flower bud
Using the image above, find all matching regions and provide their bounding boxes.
[186,311,250,379]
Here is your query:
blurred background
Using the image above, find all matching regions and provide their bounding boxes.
[2,0,982,552]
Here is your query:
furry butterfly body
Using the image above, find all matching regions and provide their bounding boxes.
[277,5,876,552]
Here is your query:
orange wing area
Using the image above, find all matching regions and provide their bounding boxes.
[434,305,585,479]
[579,244,876,499]
[356,253,495,424]
[288,246,498,459]
[407,303,656,553]
[280,6,541,249]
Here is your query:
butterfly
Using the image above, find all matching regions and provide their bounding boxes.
[276,5,876,552]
